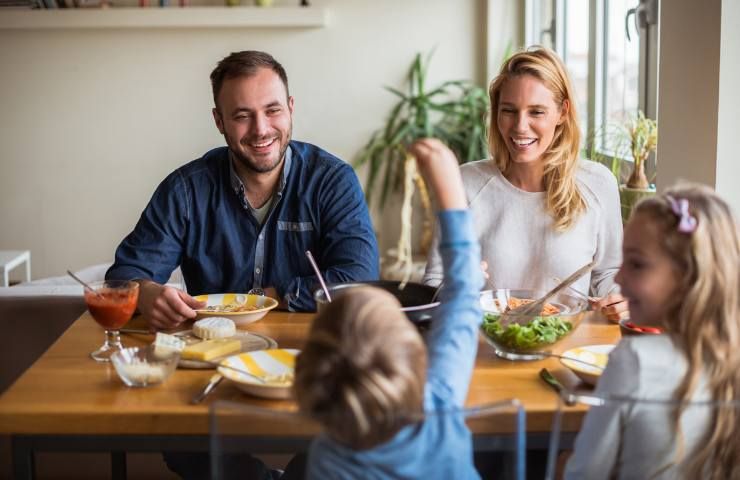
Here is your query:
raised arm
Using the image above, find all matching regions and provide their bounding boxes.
[409,139,483,407]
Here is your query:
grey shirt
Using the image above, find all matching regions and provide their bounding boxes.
[565,335,712,480]
[423,159,622,297]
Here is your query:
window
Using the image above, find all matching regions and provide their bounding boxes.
[525,0,659,179]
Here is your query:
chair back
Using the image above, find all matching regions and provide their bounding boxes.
[210,398,526,480]
[546,389,740,480]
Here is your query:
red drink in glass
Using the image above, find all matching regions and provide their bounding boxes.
[85,280,139,362]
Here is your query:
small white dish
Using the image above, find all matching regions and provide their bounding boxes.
[218,349,299,399]
[193,293,278,327]
[559,344,614,386]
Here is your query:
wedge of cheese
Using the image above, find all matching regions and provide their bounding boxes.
[193,317,236,340]
[181,338,241,361]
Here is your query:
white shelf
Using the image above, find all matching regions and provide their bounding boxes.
[0,6,329,29]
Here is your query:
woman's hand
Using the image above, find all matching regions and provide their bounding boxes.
[590,293,629,323]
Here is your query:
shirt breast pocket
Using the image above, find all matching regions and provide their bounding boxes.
[278,221,314,232]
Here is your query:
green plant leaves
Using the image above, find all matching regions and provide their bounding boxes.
[354,51,490,210]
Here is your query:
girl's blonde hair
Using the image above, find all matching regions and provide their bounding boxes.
[294,287,427,450]
[633,184,740,479]
[488,46,584,231]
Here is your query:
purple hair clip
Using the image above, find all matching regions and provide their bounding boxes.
[666,195,697,233]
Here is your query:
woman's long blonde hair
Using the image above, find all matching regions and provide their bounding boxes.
[488,47,584,231]
[634,184,740,479]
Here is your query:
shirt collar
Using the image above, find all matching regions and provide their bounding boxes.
[229,145,293,207]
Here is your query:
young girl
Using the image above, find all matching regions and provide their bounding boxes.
[565,184,740,479]
[294,138,484,479]
[423,47,628,322]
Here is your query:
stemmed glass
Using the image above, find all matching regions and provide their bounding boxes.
[84,280,139,362]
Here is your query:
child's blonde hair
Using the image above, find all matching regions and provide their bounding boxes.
[632,184,740,478]
[488,46,585,231]
[294,287,427,450]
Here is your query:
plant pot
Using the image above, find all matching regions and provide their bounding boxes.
[619,185,656,223]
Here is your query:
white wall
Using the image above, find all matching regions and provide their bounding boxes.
[658,0,740,214]
[0,0,497,279]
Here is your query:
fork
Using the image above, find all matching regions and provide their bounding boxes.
[499,260,596,327]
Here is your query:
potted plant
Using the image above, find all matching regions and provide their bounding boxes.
[354,52,489,281]
[587,110,658,222]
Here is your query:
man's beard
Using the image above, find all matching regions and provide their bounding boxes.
[231,126,292,174]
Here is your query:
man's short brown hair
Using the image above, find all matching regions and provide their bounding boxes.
[294,287,427,450]
[210,50,289,108]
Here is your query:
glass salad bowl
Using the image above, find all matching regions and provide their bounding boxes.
[479,288,588,360]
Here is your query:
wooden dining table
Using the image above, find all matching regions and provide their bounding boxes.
[0,308,620,479]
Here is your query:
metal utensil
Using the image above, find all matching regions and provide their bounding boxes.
[500,260,596,327]
[305,250,331,302]
[66,270,101,296]
[190,373,224,404]
[539,368,576,407]
[209,362,266,384]
[430,282,444,303]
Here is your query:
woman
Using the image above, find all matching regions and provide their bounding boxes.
[423,47,627,320]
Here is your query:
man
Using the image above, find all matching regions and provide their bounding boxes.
[107,51,379,330]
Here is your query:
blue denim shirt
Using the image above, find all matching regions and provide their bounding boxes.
[106,141,379,311]
[306,210,484,479]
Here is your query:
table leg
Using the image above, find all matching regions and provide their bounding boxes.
[2,267,8,288]
[11,436,35,480]
[111,451,127,480]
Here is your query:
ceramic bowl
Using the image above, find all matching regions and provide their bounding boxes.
[559,344,614,385]
[193,293,278,327]
[218,349,299,400]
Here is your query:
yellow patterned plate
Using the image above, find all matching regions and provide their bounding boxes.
[559,344,614,386]
[193,293,278,327]
[219,349,299,399]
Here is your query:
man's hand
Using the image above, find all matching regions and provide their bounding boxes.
[136,280,206,330]
[590,293,629,323]
[408,139,467,210]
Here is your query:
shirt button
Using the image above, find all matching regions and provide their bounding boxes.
[255,268,261,274]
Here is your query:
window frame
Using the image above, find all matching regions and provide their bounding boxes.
[524,0,659,180]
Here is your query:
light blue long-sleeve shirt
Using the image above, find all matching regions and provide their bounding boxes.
[306,210,484,479]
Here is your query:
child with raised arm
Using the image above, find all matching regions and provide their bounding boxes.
[565,184,740,479]
[294,138,484,479]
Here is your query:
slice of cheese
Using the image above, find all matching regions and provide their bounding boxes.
[193,317,236,340]
[181,338,241,361]
[152,332,186,359]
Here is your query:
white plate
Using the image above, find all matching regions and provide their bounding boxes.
[175,330,277,369]
[560,344,614,385]
[193,293,278,326]
[219,349,299,399]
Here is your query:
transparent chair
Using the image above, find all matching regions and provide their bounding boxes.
[210,399,526,480]
[545,389,740,480]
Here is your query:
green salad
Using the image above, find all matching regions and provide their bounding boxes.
[482,313,573,351]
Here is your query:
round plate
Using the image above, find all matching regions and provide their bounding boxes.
[219,349,299,399]
[175,330,277,369]
[560,344,614,385]
[193,293,278,326]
